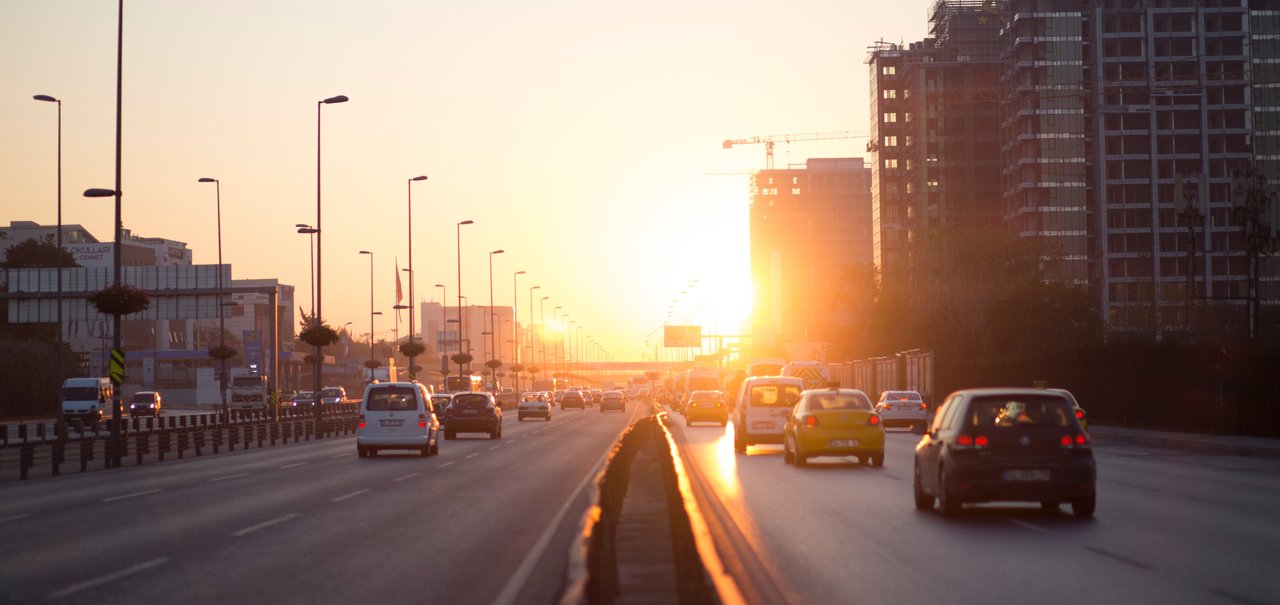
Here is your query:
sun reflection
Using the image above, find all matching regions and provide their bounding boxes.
[707,424,741,501]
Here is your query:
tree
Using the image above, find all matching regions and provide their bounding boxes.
[1,239,79,269]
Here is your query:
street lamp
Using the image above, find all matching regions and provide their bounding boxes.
[314,93,348,414]
[488,249,505,378]
[434,283,446,363]
[455,220,474,375]
[407,175,427,355]
[359,250,375,376]
[540,296,549,377]
[34,94,64,430]
[512,270,525,368]
[198,177,227,411]
[84,187,123,461]
[295,224,317,313]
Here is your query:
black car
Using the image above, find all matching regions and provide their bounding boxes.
[443,392,503,439]
[560,391,587,410]
[914,388,1096,518]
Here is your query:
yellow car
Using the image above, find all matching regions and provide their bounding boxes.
[1046,388,1088,431]
[783,388,885,467]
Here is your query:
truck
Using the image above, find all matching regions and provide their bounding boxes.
[783,360,831,390]
[228,371,270,411]
[443,374,483,393]
[60,377,113,426]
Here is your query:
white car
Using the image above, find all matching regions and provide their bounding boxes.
[320,386,348,405]
[733,376,805,452]
[357,382,440,457]
[517,396,551,421]
[875,390,928,430]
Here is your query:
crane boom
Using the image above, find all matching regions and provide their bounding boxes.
[722,130,867,169]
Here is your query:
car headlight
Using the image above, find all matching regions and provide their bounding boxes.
[130,404,136,409]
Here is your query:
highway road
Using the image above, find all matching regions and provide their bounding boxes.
[0,403,644,604]
[670,412,1280,605]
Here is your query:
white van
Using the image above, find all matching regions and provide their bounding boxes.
[732,376,805,452]
[357,382,440,458]
[60,377,113,426]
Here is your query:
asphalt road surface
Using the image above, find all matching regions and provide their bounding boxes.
[670,414,1280,605]
[0,403,644,604]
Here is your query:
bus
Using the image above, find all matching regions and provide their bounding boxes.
[443,375,483,393]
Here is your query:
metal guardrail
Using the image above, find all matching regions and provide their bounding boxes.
[0,406,358,481]
[561,405,742,605]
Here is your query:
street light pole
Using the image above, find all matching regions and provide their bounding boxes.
[34,94,63,430]
[295,224,316,312]
[487,249,505,379]
[456,220,474,376]
[359,250,374,377]
[197,178,226,412]
[407,175,427,360]
[435,283,446,370]
[314,94,348,415]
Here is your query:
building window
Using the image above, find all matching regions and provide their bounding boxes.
[883,89,897,99]
[792,188,801,195]
[883,113,898,123]
[884,158,898,169]
[882,66,896,76]
[884,136,898,147]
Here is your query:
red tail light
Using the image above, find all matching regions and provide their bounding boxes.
[358,414,366,429]
[1074,433,1090,447]
[974,435,990,448]
[1075,409,1085,420]
[956,434,974,448]
[919,403,927,411]
[418,414,428,428]
[1059,435,1073,447]
[804,415,820,428]
[867,414,881,426]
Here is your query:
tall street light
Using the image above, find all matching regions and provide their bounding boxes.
[435,283,446,369]
[313,93,348,415]
[406,175,427,358]
[34,94,64,430]
[359,250,375,379]
[526,283,539,390]
[198,177,227,412]
[295,224,316,312]
[455,220,474,375]
[512,270,525,369]
[487,249,505,377]
[397,267,414,377]
[553,306,562,379]
[539,296,550,379]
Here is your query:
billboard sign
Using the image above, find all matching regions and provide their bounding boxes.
[664,325,701,348]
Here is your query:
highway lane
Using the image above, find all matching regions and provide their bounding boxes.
[670,413,1280,605]
[0,403,644,604]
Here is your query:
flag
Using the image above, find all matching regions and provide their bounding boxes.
[395,258,403,325]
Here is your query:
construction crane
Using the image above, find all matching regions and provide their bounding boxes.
[722,130,867,170]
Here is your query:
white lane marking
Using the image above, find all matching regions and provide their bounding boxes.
[1008,519,1053,534]
[392,473,420,482]
[278,462,307,469]
[0,513,32,523]
[438,461,456,468]
[47,557,170,599]
[232,513,299,537]
[331,489,370,503]
[465,453,480,459]
[101,489,162,503]
[207,473,249,483]
[330,453,350,459]
[489,445,502,450]
[492,442,613,605]
[507,439,518,444]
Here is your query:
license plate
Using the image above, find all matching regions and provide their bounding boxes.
[752,421,773,430]
[1003,469,1050,482]
[829,439,859,447]
[379,419,405,427]
[463,409,478,414]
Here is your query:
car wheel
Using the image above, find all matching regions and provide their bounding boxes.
[1071,495,1096,518]
[445,430,455,440]
[430,440,439,456]
[490,426,499,440]
[783,435,795,465]
[419,446,430,457]
[871,452,884,467]
[1040,501,1060,511]
[938,466,961,517]
[733,427,747,453]
[913,464,934,510]
[357,446,368,458]
[686,417,692,427]
[369,448,378,457]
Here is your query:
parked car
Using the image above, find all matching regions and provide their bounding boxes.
[357,382,440,457]
[1045,388,1089,431]
[599,390,626,413]
[732,376,805,452]
[320,386,348,405]
[444,392,503,439]
[876,390,928,431]
[684,390,727,426]
[518,396,552,421]
[913,388,1096,517]
[129,390,163,418]
[560,390,587,410]
[783,388,883,466]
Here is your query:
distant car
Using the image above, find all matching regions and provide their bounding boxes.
[280,391,298,405]
[732,377,805,452]
[129,391,162,418]
[444,392,503,439]
[914,388,1096,518]
[432,394,453,422]
[560,391,587,410]
[599,390,626,413]
[876,390,928,431]
[1044,388,1089,431]
[684,390,727,426]
[320,386,347,405]
[496,388,519,409]
[357,382,440,457]
[292,391,316,407]
[518,396,552,421]
[783,388,883,466]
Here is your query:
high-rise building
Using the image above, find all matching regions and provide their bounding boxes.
[750,158,872,347]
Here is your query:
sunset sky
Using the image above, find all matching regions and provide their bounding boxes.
[1,0,932,360]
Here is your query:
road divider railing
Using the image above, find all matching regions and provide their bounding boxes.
[561,405,743,605]
[0,405,358,482]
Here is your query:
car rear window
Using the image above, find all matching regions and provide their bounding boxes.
[453,394,491,409]
[747,384,802,407]
[966,396,1073,428]
[366,387,420,411]
[809,393,872,410]
[883,391,922,402]
[132,394,154,404]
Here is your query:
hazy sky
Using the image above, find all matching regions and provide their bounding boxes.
[1,0,932,360]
